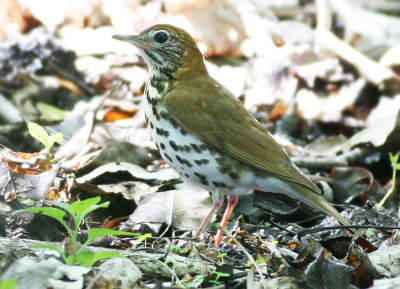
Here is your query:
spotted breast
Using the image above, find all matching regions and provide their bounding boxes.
[143,75,255,197]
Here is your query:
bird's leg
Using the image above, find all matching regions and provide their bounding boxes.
[214,195,239,247]
[194,195,224,239]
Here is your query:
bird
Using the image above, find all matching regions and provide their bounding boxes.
[113,24,350,247]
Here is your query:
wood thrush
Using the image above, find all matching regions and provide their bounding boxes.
[113,24,350,247]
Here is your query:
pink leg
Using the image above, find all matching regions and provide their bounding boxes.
[194,196,224,239]
[214,195,239,247]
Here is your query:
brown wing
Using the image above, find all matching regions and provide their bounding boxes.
[164,75,319,193]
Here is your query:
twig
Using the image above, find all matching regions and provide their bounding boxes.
[86,87,115,144]
[144,255,185,288]
[246,268,256,289]
[220,226,267,289]
[47,61,95,95]
[190,244,209,276]
[85,271,103,289]
[297,224,400,238]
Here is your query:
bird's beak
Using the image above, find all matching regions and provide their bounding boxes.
[112,34,151,49]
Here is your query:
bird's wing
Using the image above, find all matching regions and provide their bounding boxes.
[164,75,319,193]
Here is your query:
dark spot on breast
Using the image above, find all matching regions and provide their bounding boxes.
[160,143,165,149]
[176,155,184,164]
[152,106,160,120]
[183,145,191,152]
[180,129,187,135]
[156,127,170,137]
[164,153,173,162]
[160,111,170,119]
[169,141,179,151]
[218,166,229,174]
[148,74,166,94]
[176,155,192,168]
[199,144,208,151]
[229,172,239,179]
[169,117,179,128]
[190,144,202,153]
[184,173,189,178]
[195,159,209,166]
[212,181,229,189]
[149,97,158,106]
[194,172,208,185]
[150,122,154,129]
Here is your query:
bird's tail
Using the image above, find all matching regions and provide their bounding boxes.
[255,176,350,226]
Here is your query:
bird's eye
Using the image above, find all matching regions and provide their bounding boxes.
[154,31,169,44]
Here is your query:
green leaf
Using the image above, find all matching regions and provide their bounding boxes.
[72,250,124,267]
[137,233,152,242]
[0,279,16,289]
[88,251,125,267]
[365,228,375,238]
[45,200,74,216]
[69,197,109,227]
[36,102,68,122]
[28,122,50,152]
[169,246,181,254]
[11,207,69,232]
[47,197,108,231]
[48,133,63,149]
[217,253,227,258]
[31,244,67,262]
[84,228,139,246]
[390,152,400,166]
[18,198,36,206]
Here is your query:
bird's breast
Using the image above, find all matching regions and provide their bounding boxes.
[143,80,255,195]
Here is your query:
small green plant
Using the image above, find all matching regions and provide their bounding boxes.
[169,245,182,254]
[365,228,375,238]
[27,122,63,155]
[264,221,271,227]
[164,259,179,283]
[217,252,227,263]
[377,152,400,209]
[0,279,16,289]
[209,271,230,285]
[217,252,227,258]
[137,233,152,245]
[12,196,139,267]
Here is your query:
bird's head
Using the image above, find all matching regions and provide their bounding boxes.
[113,24,208,80]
